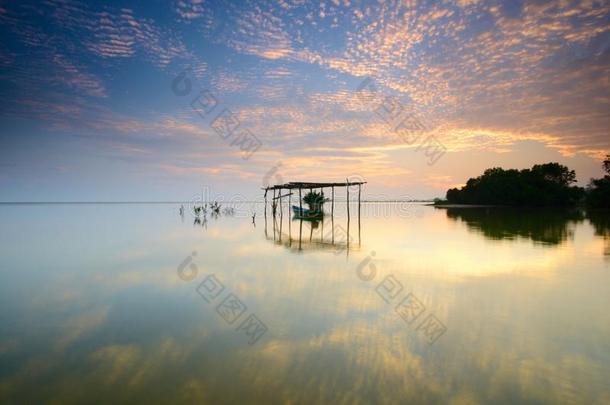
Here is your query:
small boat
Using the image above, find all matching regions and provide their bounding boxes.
[292,205,323,219]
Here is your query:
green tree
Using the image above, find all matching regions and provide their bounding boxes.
[531,162,576,186]
[445,162,584,206]
[303,190,325,212]
[586,155,610,208]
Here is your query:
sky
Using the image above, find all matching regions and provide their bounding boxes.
[1,0,609,201]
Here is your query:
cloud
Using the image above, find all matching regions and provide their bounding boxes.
[51,53,107,97]
[227,4,294,60]
[175,0,206,21]
[211,0,610,158]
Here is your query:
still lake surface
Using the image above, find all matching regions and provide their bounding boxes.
[0,202,609,404]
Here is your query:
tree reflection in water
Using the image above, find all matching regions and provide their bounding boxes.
[443,207,586,246]
[587,210,610,258]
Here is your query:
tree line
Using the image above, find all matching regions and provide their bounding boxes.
[444,156,610,207]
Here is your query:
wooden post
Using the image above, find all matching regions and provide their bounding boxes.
[279,187,283,220]
[346,179,350,252]
[299,188,303,250]
[272,201,276,240]
[358,184,361,246]
[320,188,324,243]
[346,179,350,219]
[321,213,324,243]
[320,187,323,239]
[264,189,268,238]
[279,188,283,242]
[288,190,291,245]
[299,188,302,216]
[331,186,334,217]
[272,188,277,240]
[309,220,313,242]
[358,184,361,215]
[331,186,334,244]
[298,218,303,251]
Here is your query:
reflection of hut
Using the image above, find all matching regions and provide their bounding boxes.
[265,215,362,254]
[263,180,366,253]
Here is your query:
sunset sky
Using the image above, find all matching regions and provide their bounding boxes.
[1,0,609,201]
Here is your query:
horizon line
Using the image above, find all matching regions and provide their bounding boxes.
[0,200,436,205]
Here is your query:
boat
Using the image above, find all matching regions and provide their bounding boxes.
[292,205,323,219]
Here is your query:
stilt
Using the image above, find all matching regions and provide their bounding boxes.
[264,189,267,218]
[264,189,268,238]
[358,184,361,216]
[264,212,268,238]
[272,209,276,240]
[279,188,283,242]
[321,206,324,242]
[309,221,313,242]
[346,178,350,252]
[358,184,361,246]
[279,188,283,220]
[331,186,334,217]
[298,218,303,251]
[319,187,324,239]
[299,188,303,250]
[299,188,302,218]
[331,186,334,244]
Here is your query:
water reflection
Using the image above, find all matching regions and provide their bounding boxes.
[263,207,360,254]
[587,210,610,257]
[0,203,609,403]
[442,207,586,245]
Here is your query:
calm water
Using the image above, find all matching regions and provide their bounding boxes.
[1,203,609,404]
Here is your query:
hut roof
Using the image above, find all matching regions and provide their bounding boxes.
[263,181,366,191]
